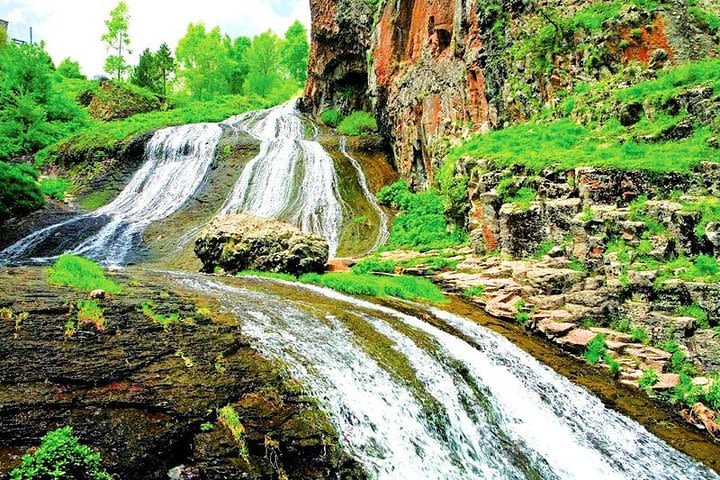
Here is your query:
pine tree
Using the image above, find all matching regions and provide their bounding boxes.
[130,49,161,93]
[101,1,131,80]
[155,42,175,97]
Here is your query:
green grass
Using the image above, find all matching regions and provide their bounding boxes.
[39,177,72,201]
[352,256,397,275]
[448,118,715,173]
[320,109,343,128]
[11,426,112,480]
[37,94,270,165]
[141,302,182,330]
[77,300,105,331]
[464,285,486,298]
[337,111,378,136]
[47,254,123,293]
[378,180,468,251]
[677,303,711,329]
[299,272,446,303]
[78,188,117,211]
[237,270,298,282]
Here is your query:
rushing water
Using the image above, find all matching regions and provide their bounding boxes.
[177,274,719,480]
[0,123,222,266]
[340,136,389,250]
[219,101,344,257]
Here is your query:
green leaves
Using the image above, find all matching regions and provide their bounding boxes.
[101,1,131,80]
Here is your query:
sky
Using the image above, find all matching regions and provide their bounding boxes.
[1,0,311,77]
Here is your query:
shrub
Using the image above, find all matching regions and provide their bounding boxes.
[0,162,45,223]
[10,426,112,480]
[603,353,621,376]
[298,272,446,303]
[610,317,631,334]
[677,303,710,329]
[638,369,660,393]
[319,109,343,128]
[631,327,649,344]
[337,111,377,136]
[661,339,695,375]
[584,334,607,365]
[464,285,486,298]
[47,254,123,293]
[39,177,72,201]
[377,181,467,251]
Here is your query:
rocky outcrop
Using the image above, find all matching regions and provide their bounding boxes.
[88,80,162,121]
[0,268,360,479]
[195,214,329,276]
[303,0,375,115]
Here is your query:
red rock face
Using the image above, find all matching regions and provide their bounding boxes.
[303,0,374,115]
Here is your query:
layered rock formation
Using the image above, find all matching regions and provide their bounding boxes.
[195,214,329,276]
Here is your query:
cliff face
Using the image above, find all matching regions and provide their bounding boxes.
[303,0,375,115]
[305,0,719,186]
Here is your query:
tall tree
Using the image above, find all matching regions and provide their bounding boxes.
[282,21,309,85]
[244,31,282,97]
[130,49,160,93]
[226,36,251,94]
[101,1,131,80]
[176,23,232,100]
[57,58,85,79]
[155,42,175,97]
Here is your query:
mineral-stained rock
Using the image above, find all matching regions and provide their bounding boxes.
[686,329,720,372]
[525,268,586,295]
[195,214,329,276]
[558,329,598,351]
[499,203,546,258]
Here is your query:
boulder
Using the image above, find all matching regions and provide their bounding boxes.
[195,214,329,276]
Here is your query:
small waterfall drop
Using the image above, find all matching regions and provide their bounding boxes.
[219,101,344,257]
[340,136,389,250]
[177,274,720,480]
[1,123,221,266]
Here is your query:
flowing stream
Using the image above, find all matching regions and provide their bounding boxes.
[219,101,344,257]
[0,123,222,266]
[176,274,719,480]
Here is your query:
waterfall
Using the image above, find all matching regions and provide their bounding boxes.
[219,101,344,257]
[340,136,389,250]
[0,123,221,266]
[177,274,720,480]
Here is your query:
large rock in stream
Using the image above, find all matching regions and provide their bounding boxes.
[195,214,329,276]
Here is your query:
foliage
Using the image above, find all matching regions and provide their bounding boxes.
[631,327,649,344]
[464,285,487,298]
[141,302,181,330]
[77,300,105,331]
[130,48,162,94]
[0,162,45,222]
[377,180,467,251]
[638,369,660,393]
[244,30,284,97]
[10,426,112,480]
[282,21,310,85]
[57,58,85,80]
[47,254,123,293]
[660,339,695,375]
[39,176,71,201]
[155,43,176,97]
[299,272,446,303]
[218,406,250,463]
[584,334,607,365]
[677,303,711,329]
[101,1,132,80]
[610,317,631,334]
[337,111,378,136]
[0,43,87,161]
[320,109,343,128]
[177,23,236,100]
[603,353,621,376]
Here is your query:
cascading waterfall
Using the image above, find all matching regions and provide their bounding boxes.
[177,274,720,480]
[0,123,221,266]
[340,136,389,250]
[219,101,344,257]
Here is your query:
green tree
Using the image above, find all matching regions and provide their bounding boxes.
[227,36,251,94]
[0,23,7,48]
[176,23,233,100]
[130,48,161,93]
[57,57,86,79]
[0,161,45,223]
[155,42,175,97]
[244,30,282,97]
[282,21,309,85]
[101,1,131,80]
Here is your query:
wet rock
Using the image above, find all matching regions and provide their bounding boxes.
[525,268,586,295]
[195,214,329,276]
[686,329,720,372]
[558,329,597,351]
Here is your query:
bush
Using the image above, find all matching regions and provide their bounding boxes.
[377,180,467,251]
[677,303,710,329]
[10,426,112,480]
[638,369,660,393]
[337,111,377,136]
[47,254,123,293]
[39,177,72,201]
[584,334,607,365]
[0,162,45,222]
[298,272,446,303]
[320,109,343,128]
[352,256,397,275]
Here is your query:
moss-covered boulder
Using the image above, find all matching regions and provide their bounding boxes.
[195,214,329,276]
[88,80,161,121]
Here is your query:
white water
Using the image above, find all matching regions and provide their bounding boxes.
[340,136,389,250]
[219,101,344,257]
[1,123,221,266]
[179,274,720,480]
